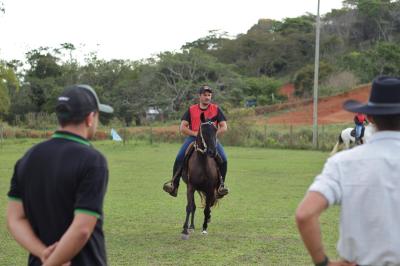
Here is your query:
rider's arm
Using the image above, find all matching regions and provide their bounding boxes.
[180,120,197,137]
[216,107,228,137]
[217,121,227,137]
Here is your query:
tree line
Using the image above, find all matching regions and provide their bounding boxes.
[1,0,400,126]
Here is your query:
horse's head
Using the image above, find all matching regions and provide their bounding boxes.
[198,112,218,157]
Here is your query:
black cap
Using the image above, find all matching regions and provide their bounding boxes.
[56,84,113,120]
[198,85,213,94]
[343,76,400,115]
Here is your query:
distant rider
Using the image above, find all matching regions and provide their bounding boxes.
[354,112,368,144]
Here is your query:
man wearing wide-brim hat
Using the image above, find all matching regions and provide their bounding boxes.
[296,76,400,266]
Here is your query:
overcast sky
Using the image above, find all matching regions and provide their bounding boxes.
[0,0,344,62]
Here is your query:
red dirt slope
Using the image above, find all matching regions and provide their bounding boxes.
[265,84,371,125]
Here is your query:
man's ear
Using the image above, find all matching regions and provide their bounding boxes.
[85,112,96,127]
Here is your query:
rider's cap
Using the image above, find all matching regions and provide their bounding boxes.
[199,85,213,94]
[56,84,114,120]
[344,76,400,115]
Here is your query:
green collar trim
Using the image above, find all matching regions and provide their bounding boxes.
[52,132,91,146]
[8,196,22,202]
[75,209,101,218]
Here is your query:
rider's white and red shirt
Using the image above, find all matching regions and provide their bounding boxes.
[181,103,226,131]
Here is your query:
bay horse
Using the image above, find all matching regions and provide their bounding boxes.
[180,113,222,240]
[330,124,376,156]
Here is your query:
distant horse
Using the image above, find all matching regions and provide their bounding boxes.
[180,113,222,240]
[330,124,376,156]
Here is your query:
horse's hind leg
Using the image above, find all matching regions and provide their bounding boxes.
[189,201,196,233]
[181,185,194,240]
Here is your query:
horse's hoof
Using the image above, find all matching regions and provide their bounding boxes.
[188,228,195,233]
[202,230,208,235]
[181,233,189,240]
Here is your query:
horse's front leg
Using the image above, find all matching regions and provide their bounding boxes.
[181,184,194,240]
[345,139,351,149]
[202,197,211,234]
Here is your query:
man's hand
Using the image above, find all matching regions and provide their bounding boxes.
[41,242,58,263]
[41,242,71,266]
[329,261,356,266]
[180,120,197,137]
[42,213,97,266]
[217,121,227,137]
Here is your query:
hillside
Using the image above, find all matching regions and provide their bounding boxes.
[253,84,371,125]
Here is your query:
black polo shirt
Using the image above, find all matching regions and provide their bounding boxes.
[8,131,108,266]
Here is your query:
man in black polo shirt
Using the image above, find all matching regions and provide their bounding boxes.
[7,84,113,266]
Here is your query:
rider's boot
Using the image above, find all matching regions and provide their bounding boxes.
[216,160,229,197]
[163,161,182,197]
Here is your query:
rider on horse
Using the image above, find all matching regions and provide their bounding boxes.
[163,85,229,198]
[354,112,368,144]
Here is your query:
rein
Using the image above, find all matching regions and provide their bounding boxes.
[194,121,216,154]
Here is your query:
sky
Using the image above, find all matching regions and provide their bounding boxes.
[0,0,344,62]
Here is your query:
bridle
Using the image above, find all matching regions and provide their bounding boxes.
[194,121,217,154]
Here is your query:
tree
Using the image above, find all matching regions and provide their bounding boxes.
[0,1,5,14]
[342,42,400,82]
[24,47,63,112]
[242,76,283,105]
[294,62,333,97]
[154,48,240,113]
[343,0,395,42]
[182,30,229,52]
[0,63,19,118]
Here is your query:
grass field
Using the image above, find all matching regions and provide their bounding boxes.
[0,139,341,265]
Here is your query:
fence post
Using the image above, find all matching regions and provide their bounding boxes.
[0,123,3,149]
[320,124,325,150]
[149,125,153,145]
[264,124,267,148]
[123,127,127,146]
[289,124,293,148]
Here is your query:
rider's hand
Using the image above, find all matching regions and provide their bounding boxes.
[192,131,198,137]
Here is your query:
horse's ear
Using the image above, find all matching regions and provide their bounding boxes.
[200,112,205,123]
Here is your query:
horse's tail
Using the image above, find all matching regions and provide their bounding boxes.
[198,189,219,208]
[330,134,343,156]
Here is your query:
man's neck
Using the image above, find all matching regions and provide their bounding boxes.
[199,103,209,109]
[58,124,88,139]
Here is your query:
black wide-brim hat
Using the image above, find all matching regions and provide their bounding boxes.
[343,76,400,115]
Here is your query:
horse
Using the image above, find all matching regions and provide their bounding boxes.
[180,112,222,240]
[330,124,376,156]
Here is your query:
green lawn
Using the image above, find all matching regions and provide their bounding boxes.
[0,139,340,265]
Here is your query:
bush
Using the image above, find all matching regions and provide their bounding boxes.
[319,71,359,97]
[294,62,333,97]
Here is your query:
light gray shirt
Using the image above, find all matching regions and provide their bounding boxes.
[309,131,400,266]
